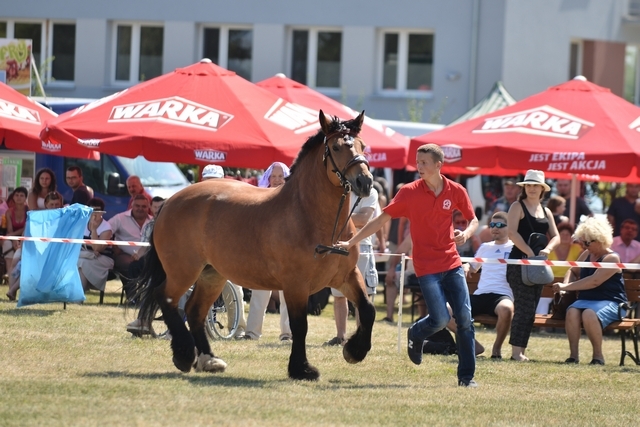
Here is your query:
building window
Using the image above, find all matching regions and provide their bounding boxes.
[202,27,253,80]
[291,30,308,84]
[203,28,220,64]
[289,29,342,89]
[569,41,582,79]
[50,23,75,82]
[1,21,75,85]
[139,26,163,81]
[624,45,639,105]
[380,30,433,92]
[113,23,163,84]
[14,23,43,68]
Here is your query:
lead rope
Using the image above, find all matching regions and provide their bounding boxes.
[314,131,367,257]
[314,184,363,258]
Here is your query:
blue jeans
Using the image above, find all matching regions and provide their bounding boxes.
[412,266,475,381]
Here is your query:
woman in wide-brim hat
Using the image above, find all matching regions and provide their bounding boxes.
[506,169,560,361]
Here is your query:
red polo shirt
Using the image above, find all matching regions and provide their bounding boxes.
[383,176,475,276]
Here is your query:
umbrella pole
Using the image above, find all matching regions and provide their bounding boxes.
[570,174,578,226]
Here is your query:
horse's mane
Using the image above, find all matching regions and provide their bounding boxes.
[288,115,363,176]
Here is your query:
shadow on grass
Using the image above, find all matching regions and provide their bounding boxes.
[82,371,408,388]
[0,307,60,317]
[82,371,272,387]
[321,379,411,390]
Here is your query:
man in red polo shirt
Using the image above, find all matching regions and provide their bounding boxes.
[337,143,478,387]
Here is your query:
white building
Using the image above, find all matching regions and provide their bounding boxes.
[2,0,640,124]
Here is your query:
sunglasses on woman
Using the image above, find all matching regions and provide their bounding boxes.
[582,240,596,247]
[489,222,507,229]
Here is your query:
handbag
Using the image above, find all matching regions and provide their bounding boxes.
[527,232,548,256]
[550,290,578,320]
[519,201,553,286]
[521,255,554,286]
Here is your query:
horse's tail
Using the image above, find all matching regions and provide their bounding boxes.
[136,231,167,327]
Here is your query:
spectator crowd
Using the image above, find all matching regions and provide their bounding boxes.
[2,157,638,380]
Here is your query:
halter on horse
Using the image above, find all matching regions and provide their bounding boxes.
[137,110,375,380]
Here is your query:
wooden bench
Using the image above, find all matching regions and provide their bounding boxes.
[470,276,640,366]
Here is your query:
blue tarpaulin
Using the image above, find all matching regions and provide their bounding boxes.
[18,204,92,307]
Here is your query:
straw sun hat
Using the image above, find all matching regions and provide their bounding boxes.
[516,170,551,192]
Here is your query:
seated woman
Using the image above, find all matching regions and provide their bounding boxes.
[77,198,114,293]
[552,217,628,365]
[537,223,583,315]
[2,187,29,268]
[6,191,63,301]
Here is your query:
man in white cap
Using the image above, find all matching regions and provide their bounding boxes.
[201,164,225,180]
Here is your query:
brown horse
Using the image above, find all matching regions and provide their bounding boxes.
[137,110,376,380]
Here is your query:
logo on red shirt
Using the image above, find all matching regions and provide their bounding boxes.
[443,199,452,210]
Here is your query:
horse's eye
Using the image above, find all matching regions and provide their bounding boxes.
[332,144,340,152]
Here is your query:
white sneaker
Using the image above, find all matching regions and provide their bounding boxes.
[233,328,246,340]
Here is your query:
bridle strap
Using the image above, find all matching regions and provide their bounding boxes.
[315,130,368,258]
[322,132,369,188]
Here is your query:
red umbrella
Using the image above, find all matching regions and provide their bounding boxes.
[410,77,640,181]
[41,59,336,169]
[257,74,409,169]
[0,82,97,159]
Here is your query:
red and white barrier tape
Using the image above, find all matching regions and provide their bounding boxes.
[458,256,640,270]
[0,235,150,247]
[374,252,640,270]
[1,237,636,269]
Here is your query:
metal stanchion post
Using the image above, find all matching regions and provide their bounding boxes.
[397,253,406,353]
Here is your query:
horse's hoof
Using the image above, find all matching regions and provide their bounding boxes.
[194,353,227,373]
[343,337,369,364]
[172,347,197,373]
[288,362,320,381]
[173,356,193,373]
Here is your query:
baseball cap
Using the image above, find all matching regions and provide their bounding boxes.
[202,164,224,179]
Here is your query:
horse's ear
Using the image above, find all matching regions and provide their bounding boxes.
[354,110,365,133]
[319,109,332,134]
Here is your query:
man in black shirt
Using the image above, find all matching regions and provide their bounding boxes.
[65,166,91,205]
[555,179,592,224]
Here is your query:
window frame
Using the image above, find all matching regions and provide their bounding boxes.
[286,27,343,95]
[1,19,46,76]
[624,44,640,105]
[569,40,583,81]
[110,21,164,86]
[376,28,435,97]
[199,24,253,80]
[46,20,76,87]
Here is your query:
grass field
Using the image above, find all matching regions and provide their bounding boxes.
[0,280,638,426]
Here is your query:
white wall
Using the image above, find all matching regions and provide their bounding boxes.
[252,24,286,82]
